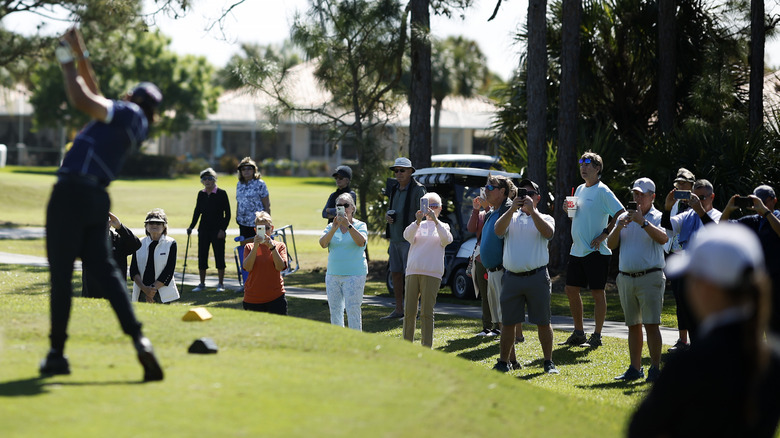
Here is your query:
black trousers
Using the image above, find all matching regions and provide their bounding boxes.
[242,295,288,315]
[197,228,226,270]
[671,276,698,340]
[46,180,142,352]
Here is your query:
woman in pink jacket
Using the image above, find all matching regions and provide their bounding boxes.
[402,192,454,347]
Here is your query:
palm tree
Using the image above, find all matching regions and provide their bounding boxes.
[748,0,765,134]
[431,36,490,153]
[527,0,549,210]
[409,0,433,168]
[657,0,676,134]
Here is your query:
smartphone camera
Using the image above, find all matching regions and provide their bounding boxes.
[517,188,528,198]
[336,206,346,216]
[674,190,691,200]
[627,201,638,211]
[420,198,429,213]
[734,196,753,209]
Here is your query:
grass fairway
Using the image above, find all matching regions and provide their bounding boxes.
[0,265,628,437]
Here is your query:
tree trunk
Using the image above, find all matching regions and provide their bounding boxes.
[432,98,443,154]
[409,0,432,168]
[527,0,548,212]
[657,0,676,134]
[749,0,765,134]
[552,0,581,270]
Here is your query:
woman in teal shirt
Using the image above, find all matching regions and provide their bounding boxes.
[319,193,368,330]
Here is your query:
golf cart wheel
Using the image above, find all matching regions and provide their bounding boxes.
[451,266,475,299]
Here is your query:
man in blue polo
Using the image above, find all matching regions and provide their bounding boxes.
[41,27,163,381]
[607,178,668,382]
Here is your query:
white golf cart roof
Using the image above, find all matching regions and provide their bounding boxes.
[413,167,522,185]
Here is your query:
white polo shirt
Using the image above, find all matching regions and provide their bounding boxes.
[617,206,665,272]
[499,210,555,273]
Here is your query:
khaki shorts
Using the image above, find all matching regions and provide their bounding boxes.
[616,270,665,326]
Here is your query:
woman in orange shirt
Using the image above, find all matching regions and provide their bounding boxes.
[242,211,288,315]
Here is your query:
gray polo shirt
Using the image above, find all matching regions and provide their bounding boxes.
[616,206,665,272]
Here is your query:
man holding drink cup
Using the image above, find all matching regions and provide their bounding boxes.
[561,151,625,347]
[383,157,426,319]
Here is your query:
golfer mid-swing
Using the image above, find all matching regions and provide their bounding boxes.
[40,27,163,381]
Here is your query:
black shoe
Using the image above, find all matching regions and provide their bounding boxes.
[586,333,602,348]
[559,330,587,346]
[543,360,559,375]
[668,339,689,352]
[492,360,510,373]
[39,350,70,376]
[614,366,644,381]
[646,366,660,383]
[515,335,525,344]
[134,336,164,382]
[510,360,522,371]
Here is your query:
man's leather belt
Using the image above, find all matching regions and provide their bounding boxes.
[505,265,547,277]
[618,268,663,278]
[486,264,504,272]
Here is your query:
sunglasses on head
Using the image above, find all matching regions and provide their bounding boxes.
[579,158,593,164]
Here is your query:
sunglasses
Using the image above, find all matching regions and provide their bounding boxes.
[522,191,538,197]
[240,167,254,171]
[393,168,408,173]
[334,176,345,181]
[579,158,593,164]
[201,176,215,181]
[336,203,350,208]
[428,203,441,208]
[485,184,499,191]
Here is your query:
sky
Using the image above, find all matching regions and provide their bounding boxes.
[5,0,780,82]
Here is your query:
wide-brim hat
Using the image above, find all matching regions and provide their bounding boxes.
[389,157,415,171]
[674,168,695,183]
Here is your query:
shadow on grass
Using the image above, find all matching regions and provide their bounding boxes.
[0,377,47,397]
[577,379,650,396]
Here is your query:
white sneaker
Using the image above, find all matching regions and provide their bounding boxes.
[192,284,206,292]
[216,284,226,292]
[475,329,491,337]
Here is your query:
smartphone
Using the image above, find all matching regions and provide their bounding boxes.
[627,201,637,211]
[420,197,429,213]
[336,206,346,216]
[257,225,266,236]
[734,196,753,209]
[674,190,691,200]
[479,187,486,199]
[517,188,528,198]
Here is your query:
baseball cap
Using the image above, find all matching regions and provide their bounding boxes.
[674,168,695,183]
[518,178,540,192]
[332,165,353,180]
[632,177,656,193]
[389,157,414,171]
[665,223,765,288]
[130,82,163,111]
[753,185,776,202]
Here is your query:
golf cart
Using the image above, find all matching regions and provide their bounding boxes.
[386,166,523,299]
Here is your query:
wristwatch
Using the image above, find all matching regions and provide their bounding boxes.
[641,220,649,228]
[348,224,353,229]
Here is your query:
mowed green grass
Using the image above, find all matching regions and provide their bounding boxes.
[0,265,635,437]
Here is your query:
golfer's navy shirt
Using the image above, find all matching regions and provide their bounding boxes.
[58,100,148,185]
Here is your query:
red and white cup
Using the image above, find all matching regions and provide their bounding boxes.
[565,196,578,218]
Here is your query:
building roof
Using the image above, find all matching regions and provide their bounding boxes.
[0,84,33,117]
[205,59,498,130]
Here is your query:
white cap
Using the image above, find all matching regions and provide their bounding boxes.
[631,177,656,193]
[665,223,765,288]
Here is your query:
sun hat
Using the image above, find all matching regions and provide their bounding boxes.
[144,209,168,224]
[631,177,656,193]
[389,157,414,171]
[665,223,765,288]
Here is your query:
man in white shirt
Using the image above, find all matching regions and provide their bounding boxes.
[662,179,722,341]
[607,178,668,382]
[491,179,558,374]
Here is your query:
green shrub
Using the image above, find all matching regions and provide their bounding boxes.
[122,153,177,178]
